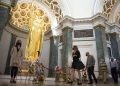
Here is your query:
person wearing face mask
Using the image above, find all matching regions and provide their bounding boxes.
[86,52,97,84]
[10,40,23,83]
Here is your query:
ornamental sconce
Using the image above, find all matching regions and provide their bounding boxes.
[10,0,18,7]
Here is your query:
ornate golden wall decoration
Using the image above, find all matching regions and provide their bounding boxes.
[103,0,120,24]
[103,0,117,18]
[42,0,63,21]
[116,12,120,24]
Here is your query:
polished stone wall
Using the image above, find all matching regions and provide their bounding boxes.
[94,25,108,63]
[62,26,73,68]
[5,34,16,74]
[48,36,58,77]
[0,30,11,74]
[0,7,9,40]
[110,33,120,59]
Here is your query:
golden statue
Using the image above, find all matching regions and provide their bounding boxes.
[25,1,46,62]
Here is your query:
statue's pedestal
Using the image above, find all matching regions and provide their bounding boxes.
[98,62,108,83]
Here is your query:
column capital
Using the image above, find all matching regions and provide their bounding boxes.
[49,35,59,39]
[62,26,73,31]
[59,16,73,29]
[44,30,53,38]
[93,13,108,28]
[5,24,28,39]
[93,24,105,29]
[0,0,18,7]
[110,24,120,34]
[0,1,11,8]
[0,4,10,9]
[45,30,60,41]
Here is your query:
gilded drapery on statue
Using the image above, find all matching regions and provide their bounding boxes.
[25,2,47,62]
[25,26,44,62]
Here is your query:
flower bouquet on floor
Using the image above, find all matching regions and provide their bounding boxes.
[55,66,62,82]
[66,67,72,83]
[33,61,45,84]
[82,69,88,83]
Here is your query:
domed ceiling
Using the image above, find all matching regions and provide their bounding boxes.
[10,2,51,31]
[62,0,97,18]
[10,0,63,31]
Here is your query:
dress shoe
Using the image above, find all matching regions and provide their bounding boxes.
[77,82,82,85]
[13,80,16,83]
[77,79,82,85]
[88,82,93,84]
[67,81,73,84]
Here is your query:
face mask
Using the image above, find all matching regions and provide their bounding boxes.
[17,45,21,49]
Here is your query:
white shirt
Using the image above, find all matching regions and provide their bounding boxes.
[110,61,118,68]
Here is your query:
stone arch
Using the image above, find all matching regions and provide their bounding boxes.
[109,0,120,23]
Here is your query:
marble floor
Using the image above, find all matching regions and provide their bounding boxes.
[0,75,120,86]
[0,79,120,86]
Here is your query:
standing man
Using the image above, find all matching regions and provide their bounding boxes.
[110,58,118,83]
[117,59,120,78]
[86,52,97,84]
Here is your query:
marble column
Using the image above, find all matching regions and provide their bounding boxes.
[94,25,108,64]
[48,36,59,77]
[5,34,17,74]
[0,5,10,40]
[62,26,73,68]
[110,33,120,59]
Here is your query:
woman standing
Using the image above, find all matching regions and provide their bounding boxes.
[10,40,23,83]
[70,46,85,85]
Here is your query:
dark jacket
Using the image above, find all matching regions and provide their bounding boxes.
[86,55,95,68]
[72,50,81,61]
